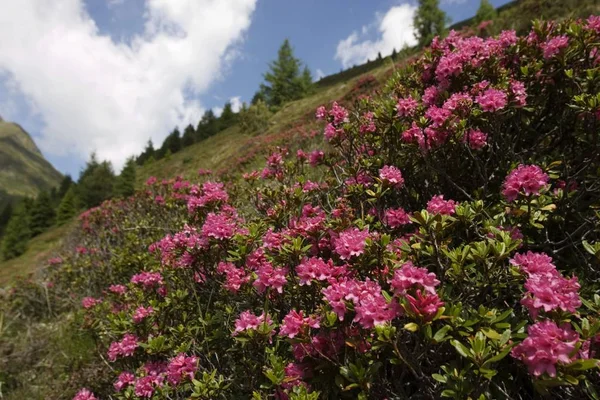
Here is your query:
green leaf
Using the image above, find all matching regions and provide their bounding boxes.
[433,325,452,343]
[568,359,600,371]
[481,328,502,340]
[431,373,447,383]
[451,339,471,358]
[404,322,419,332]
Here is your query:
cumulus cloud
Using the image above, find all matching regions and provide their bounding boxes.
[315,69,326,81]
[0,0,256,169]
[230,96,243,113]
[335,3,417,69]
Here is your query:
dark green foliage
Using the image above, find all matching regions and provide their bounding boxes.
[239,100,272,134]
[259,39,313,107]
[0,201,13,237]
[57,175,74,199]
[1,202,31,260]
[56,186,77,226]
[76,154,116,209]
[158,128,182,158]
[29,191,55,236]
[414,0,449,46]
[115,157,136,198]
[196,110,219,141]
[475,0,497,24]
[219,102,237,130]
[136,140,155,166]
[181,124,196,147]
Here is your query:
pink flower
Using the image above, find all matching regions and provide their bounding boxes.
[135,375,164,398]
[502,164,549,201]
[308,150,324,167]
[167,353,198,385]
[541,35,569,59]
[396,96,418,117]
[279,310,320,338]
[521,274,581,317]
[334,228,370,260]
[107,333,139,362]
[114,371,135,392]
[253,262,287,293]
[201,212,236,240]
[511,321,579,377]
[233,311,273,335]
[462,128,487,150]
[330,101,349,125]
[217,262,250,292]
[108,284,127,295]
[145,176,157,186]
[510,80,527,106]
[131,271,163,289]
[324,123,343,141]
[405,290,444,321]
[510,251,558,277]
[476,88,508,112]
[389,262,440,295]
[587,15,600,33]
[379,165,404,189]
[133,306,154,323]
[315,105,327,119]
[383,208,411,228]
[427,195,456,215]
[73,389,97,400]
[81,297,101,309]
[422,86,440,106]
[296,257,342,285]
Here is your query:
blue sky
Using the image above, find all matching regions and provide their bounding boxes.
[0,0,510,179]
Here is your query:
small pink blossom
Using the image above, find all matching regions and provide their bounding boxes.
[427,195,456,215]
[379,165,405,189]
[383,208,411,228]
[133,306,154,323]
[541,35,569,59]
[462,128,487,150]
[253,262,287,293]
[114,371,135,392]
[167,353,198,385]
[73,389,97,400]
[396,96,418,117]
[334,228,370,260]
[389,262,440,295]
[405,290,444,321]
[82,297,101,309]
[233,311,273,335]
[476,88,508,112]
[279,310,320,338]
[502,164,549,201]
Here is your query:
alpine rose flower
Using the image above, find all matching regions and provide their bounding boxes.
[379,166,404,188]
[427,195,456,215]
[233,311,273,335]
[334,228,370,260]
[502,164,549,201]
[114,371,135,391]
[476,88,508,112]
[389,262,440,295]
[384,208,411,228]
[511,321,579,377]
[279,310,320,338]
[73,389,97,400]
[167,353,198,385]
[396,95,418,117]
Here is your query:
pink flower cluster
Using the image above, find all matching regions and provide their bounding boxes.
[379,165,405,189]
[396,95,418,117]
[541,35,569,59]
[279,310,320,338]
[511,321,579,377]
[427,195,457,215]
[502,164,549,201]
[296,257,347,286]
[233,311,273,335]
[114,371,135,391]
[133,305,154,323]
[217,261,250,292]
[202,212,237,240]
[81,297,102,309]
[108,333,139,362]
[72,389,97,400]
[187,181,229,213]
[476,88,508,112]
[334,228,370,260]
[322,278,398,328]
[166,353,198,385]
[384,207,411,228]
[511,251,581,318]
[462,128,487,150]
[131,271,163,289]
[253,262,287,293]
[108,284,127,295]
[389,262,440,295]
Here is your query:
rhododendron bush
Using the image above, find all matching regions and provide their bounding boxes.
[4,18,600,399]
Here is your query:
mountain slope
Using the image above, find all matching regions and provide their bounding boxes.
[0,116,62,201]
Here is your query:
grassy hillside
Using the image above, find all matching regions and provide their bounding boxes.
[0,117,62,201]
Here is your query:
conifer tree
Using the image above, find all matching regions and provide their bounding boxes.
[116,157,136,198]
[1,203,31,260]
[137,140,155,165]
[29,191,55,236]
[181,124,196,147]
[0,201,13,237]
[414,0,448,47]
[56,186,77,226]
[260,39,313,107]
[475,0,497,24]
[58,175,73,199]
[196,110,219,141]
[77,155,116,209]
[219,102,237,130]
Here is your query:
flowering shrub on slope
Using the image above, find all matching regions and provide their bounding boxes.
[4,17,600,400]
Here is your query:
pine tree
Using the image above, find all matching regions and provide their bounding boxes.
[0,201,13,237]
[77,155,116,209]
[116,157,136,198]
[220,102,237,130]
[58,175,74,199]
[1,202,31,260]
[29,191,56,236]
[299,66,314,97]
[181,124,196,147]
[196,110,219,141]
[414,0,448,47]
[56,186,77,226]
[137,140,155,165]
[260,39,313,107]
[475,0,497,24]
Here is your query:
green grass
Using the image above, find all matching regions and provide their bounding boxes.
[0,221,74,285]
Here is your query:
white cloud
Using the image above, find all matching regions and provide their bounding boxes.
[230,96,242,113]
[0,0,256,170]
[213,106,224,117]
[315,68,326,80]
[335,3,417,69]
